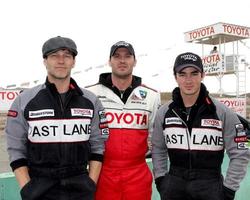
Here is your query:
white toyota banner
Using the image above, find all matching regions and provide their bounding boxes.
[218,97,246,118]
[0,90,21,111]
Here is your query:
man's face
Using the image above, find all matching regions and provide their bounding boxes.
[109,47,136,79]
[44,49,75,82]
[175,67,204,97]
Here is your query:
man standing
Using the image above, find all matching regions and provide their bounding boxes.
[152,52,250,200]
[5,36,108,200]
[87,41,161,200]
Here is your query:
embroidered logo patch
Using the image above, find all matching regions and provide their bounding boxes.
[71,108,93,117]
[29,109,55,118]
[7,110,18,118]
[98,110,109,135]
[139,90,147,99]
[201,119,222,129]
[165,117,182,125]
[131,89,147,100]
[235,123,248,149]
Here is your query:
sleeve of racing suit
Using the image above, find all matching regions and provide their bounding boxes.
[215,100,250,192]
[5,95,29,171]
[155,176,165,193]
[147,92,161,156]
[223,185,235,200]
[151,104,169,179]
[89,94,109,162]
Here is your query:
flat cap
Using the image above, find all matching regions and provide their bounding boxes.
[42,36,78,58]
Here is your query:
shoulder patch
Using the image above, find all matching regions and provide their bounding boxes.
[7,110,18,118]
[234,123,248,149]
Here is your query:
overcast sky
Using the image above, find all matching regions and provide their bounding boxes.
[1,0,250,93]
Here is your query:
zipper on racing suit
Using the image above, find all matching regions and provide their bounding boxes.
[57,91,73,167]
[172,109,192,170]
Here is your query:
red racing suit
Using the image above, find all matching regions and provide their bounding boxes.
[86,73,160,200]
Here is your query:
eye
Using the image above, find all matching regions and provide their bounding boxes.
[191,71,199,76]
[64,54,73,58]
[126,54,133,58]
[177,73,185,77]
[50,53,57,57]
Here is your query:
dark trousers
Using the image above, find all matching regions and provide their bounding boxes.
[20,174,96,200]
[159,167,224,200]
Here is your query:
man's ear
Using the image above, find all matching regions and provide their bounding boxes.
[201,72,206,80]
[174,74,177,81]
[43,59,47,68]
[72,59,76,68]
[133,59,137,67]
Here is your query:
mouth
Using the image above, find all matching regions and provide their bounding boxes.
[55,67,66,70]
[117,66,127,70]
[184,85,193,90]
[118,65,127,68]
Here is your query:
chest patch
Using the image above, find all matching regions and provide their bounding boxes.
[71,108,93,117]
[201,119,222,129]
[29,109,55,118]
[165,117,182,125]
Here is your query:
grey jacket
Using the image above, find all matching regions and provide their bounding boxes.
[152,85,250,191]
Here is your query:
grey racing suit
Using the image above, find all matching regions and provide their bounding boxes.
[5,78,108,200]
[152,83,250,200]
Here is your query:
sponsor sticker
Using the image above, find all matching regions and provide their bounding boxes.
[201,119,222,129]
[131,89,147,101]
[139,90,147,99]
[101,128,109,135]
[235,123,248,149]
[165,117,182,125]
[7,110,18,117]
[71,108,93,117]
[99,110,107,123]
[98,110,109,135]
[29,109,54,118]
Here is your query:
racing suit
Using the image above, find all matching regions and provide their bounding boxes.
[152,83,250,200]
[5,78,108,200]
[87,73,160,200]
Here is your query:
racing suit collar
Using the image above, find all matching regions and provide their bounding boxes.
[45,77,83,96]
[98,73,142,90]
[170,83,216,132]
[98,73,142,104]
[170,83,215,112]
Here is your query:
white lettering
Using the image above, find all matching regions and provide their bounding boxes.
[28,119,91,143]
[105,111,148,129]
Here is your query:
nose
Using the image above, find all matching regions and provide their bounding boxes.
[185,76,193,82]
[57,55,65,63]
[119,56,126,63]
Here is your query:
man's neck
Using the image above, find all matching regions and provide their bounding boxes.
[48,78,70,93]
[181,92,199,107]
[111,75,132,91]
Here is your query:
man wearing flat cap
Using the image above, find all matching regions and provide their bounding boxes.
[87,41,161,200]
[5,36,109,200]
[152,52,250,200]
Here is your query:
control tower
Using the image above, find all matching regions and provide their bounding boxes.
[184,22,250,97]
